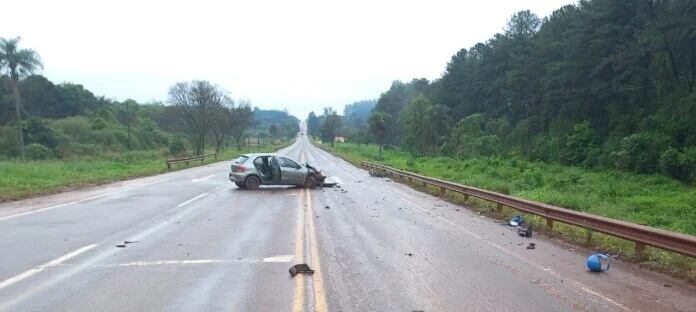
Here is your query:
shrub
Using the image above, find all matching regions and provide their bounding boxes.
[563,121,598,165]
[25,117,57,149]
[660,148,682,180]
[51,117,91,143]
[612,133,666,173]
[169,137,186,155]
[91,118,107,130]
[659,147,696,183]
[0,124,19,157]
[25,143,52,160]
[514,168,544,190]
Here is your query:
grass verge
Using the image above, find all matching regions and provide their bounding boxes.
[0,139,294,202]
[318,142,696,282]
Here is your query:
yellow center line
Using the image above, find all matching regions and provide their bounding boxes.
[293,182,306,311]
[305,186,328,311]
[292,148,329,312]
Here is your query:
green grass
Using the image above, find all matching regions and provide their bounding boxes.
[320,142,696,281]
[0,139,292,202]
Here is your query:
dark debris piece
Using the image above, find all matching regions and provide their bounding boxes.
[517,224,533,237]
[526,243,536,250]
[289,263,315,277]
[115,244,126,248]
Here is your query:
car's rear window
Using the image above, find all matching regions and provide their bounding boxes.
[233,156,249,164]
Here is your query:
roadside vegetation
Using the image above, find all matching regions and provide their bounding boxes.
[322,142,696,235]
[320,141,696,281]
[0,37,299,202]
[0,139,290,202]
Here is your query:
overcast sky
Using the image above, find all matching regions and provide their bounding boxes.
[2,0,574,119]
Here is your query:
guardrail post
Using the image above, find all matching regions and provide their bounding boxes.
[635,242,647,260]
[422,181,427,188]
[496,203,503,212]
[408,177,412,184]
[585,230,593,246]
[546,219,554,231]
[186,161,190,165]
[463,194,469,202]
[439,187,446,197]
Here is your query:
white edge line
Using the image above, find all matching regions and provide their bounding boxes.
[0,244,98,290]
[0,173,187,222]
[176,193,208,207]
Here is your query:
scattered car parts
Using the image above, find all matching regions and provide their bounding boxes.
[289,263,315,277]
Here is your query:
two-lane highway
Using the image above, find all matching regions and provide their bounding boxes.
[0,134,694,311]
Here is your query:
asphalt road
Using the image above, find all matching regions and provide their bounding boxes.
[0,134,694,311]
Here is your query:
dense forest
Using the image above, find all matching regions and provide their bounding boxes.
[0,74,299,159]
[324,0,696,182]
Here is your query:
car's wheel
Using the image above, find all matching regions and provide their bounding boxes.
[245,176,261,190]
[234,182,245,188]
[304,176,317,189]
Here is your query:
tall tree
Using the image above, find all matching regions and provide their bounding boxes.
[168,80,223,154]
[210,96,233,153]
[306,111,320,139]
[229,100,254,150]
[0,37,43,160]
[368,111,390,159]
[320,107,342,147]
[269,123,279,143]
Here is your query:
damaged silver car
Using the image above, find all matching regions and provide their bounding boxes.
[229,153,326,189]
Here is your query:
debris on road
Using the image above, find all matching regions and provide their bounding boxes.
[369,170,384,178]
[124,240,139,244]
[405,253,413,256]
[325,205,330,209]
[517,224,533,237]
[115,244,126,248]
[586,253,611,272]
[322,182,339,188]
[289,263,315,277]
[509,215,525,226]
[526,243,536,249]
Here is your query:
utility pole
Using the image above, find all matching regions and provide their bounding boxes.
[126,101,131,151]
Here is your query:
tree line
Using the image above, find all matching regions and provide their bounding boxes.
[0,37,299,160]
[314,0,696,182]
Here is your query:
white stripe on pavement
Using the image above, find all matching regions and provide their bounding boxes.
[0,244,98,291]
[176,193,208,207]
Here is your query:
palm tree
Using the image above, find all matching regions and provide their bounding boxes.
[0,37,43,160]
[368,111,390,159]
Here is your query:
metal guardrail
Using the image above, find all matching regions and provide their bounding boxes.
[362,161,696,257]
[166,153,217,169]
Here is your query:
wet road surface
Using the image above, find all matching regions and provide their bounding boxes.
[0,134,694,311]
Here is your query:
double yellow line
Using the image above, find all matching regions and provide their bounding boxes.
[293,152,328,312]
